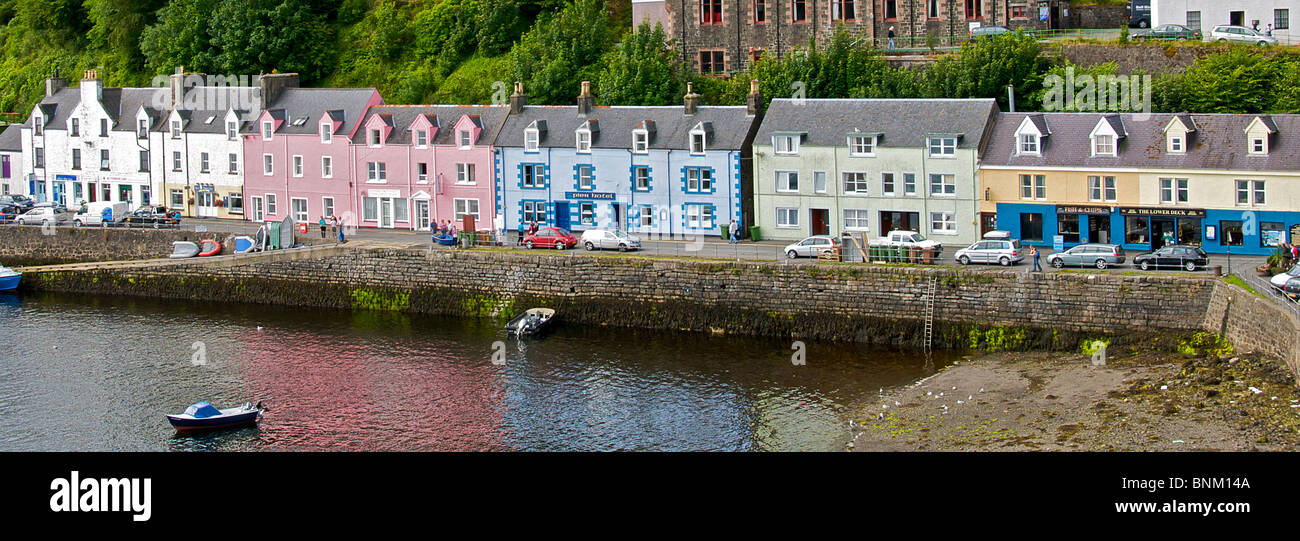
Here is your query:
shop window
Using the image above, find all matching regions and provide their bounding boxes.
[1020,213,1043,242]
[1261,222,1285,247]
[1125,216,1149,245]
[1058,214,1080,244]
[1220,221,1243,246]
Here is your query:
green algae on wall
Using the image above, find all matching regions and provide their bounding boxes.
[349,289,411,312]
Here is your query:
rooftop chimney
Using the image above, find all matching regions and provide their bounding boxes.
[683,83,701,115]
[80,69,102,104]
[259,72,300,110]
[746,80,763,116]
[169,66,186,110]
[509,82,527,114]
[45,69,68,98]
[577,81,595,116]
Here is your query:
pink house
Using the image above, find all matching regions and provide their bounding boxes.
[350,105,508,231]
[241,79,384,228]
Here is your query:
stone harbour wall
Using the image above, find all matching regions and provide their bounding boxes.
[0,225,329,266]
[1203,283,1300,377]
[21,246,1219,350]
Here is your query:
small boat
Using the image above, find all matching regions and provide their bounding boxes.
[279,216,295,249]
[505,308,556,336]
[169,241,200,259]
[197,239,221,257]
[233,235,257,254]
[166,401,265,432]
[0,265,21,291]
[433,233,458,246]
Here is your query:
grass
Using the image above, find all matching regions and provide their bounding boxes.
[1221,275,1266,299]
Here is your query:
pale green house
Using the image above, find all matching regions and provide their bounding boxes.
[752,99,999,246]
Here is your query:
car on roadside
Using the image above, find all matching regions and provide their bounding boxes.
[784,235,840,259]
[523,227,577,250]
[1207,25,1278,46]
[14,206,70,226]
[72,201,130,227]
[1132,24,1201,41]
[0,194,34,211]
[955,238,1023,266]
[1132,245,1208,271]
[1046,243,1125,270]
[1282,276,1300,302]
[580,229,641,252]
[970,25,1010,41]
[121,206,181,228]
[1269,264,1300,289]
[0,204,21,223]
[869,230,943,256]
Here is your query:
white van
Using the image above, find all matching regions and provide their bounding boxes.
[73,201,129,226]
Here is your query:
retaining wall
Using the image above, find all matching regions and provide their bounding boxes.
[0,226,329,266]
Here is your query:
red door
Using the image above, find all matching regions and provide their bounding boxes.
[810,209,829,235]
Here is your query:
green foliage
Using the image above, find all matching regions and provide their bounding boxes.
[596,22,681,106]
[428,55,509,104]
[1153,46,1299,114]
[507,0,612,105]
[917,31,1047,110]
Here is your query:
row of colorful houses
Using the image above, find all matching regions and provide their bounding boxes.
[9,70,1300,255]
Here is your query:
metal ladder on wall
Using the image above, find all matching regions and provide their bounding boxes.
[923,275,937,355]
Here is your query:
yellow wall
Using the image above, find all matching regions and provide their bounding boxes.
[980,169,1141,213]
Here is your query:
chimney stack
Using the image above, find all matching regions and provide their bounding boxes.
[169,66,186,110]
[746,80,763,116]
[683,83,701,115]
[258,72,300,110]
[80,69,103,104]
[509,82,527,114]
[577,81,595,116]
[45,69,68,98]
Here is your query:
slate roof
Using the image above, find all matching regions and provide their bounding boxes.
[350,105,510,146]
[495,104,757,150]
[754,98,1000,149]
[27,84,262,134]
[984,112,1300,171]
[0,124,21,151]
[247,88,378,136]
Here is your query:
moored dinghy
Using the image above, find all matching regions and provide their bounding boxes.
[233,235,257,254]
[169,241,200,259]
[166,401,266,432]
[197,239,222,257]
[505,308,556,336]
[0,264,20,291]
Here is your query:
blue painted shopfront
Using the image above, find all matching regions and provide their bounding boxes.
[997,203,1300,256]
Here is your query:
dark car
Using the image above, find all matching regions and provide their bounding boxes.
[1282,277,1300,302]
[1132,24,1202,41]
[0,204,20,223]
[970,25,1010,40]
[0,194,34,211]
[1133,245,1208,271]
[121,206,181,228]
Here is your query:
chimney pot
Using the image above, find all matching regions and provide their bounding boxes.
[577,81,595,115]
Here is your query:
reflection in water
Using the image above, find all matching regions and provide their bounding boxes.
[0,293,957,452]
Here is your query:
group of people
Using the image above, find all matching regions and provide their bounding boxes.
[517,221,541,245]
[317,215,345,243]
[433,219,459,238]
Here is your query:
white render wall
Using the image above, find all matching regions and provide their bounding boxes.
[1154,0,1295,42]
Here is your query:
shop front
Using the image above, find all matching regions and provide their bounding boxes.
[1201,209,1300,256]
[1118,207,1205,252]
[996,203,1115,248]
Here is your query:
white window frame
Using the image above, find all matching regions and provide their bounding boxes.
[265,194,277,215]
[454,198,481,221]
[292,155,304,178]
[813,171,827,194]
[903,173,917,196]
[417,162,429,183]
[456,163,475,185]
[881,172,896,196]
[291,197,309,223]
[776,171,799,193]
[200,152,210,173]
[459,130,472,149]
[848,135,875,156]
[929,173,956,197]
[1168,135,1184,154]
[930,211,957,235]
[368,129,382,147]
[262,121,273,140]
[415,130,427,148]
[1020,174,1046,200]
[775,207,800,228]
[928,137,957,158]
[634,167,650,190]
[172,151,182,172]
[1018,133,1039,155]
[842,172,869,195]
[226,121,238,140]
[773,134,799,155]
[685,204,713,229]
[576,129,592,153]
[171,120,182,139]
[229,153,239,174]
[633,130,649,154]
[1092,134,1116,157]
[367,162,387,183]
[321,156,333,178]
[321,123,332,143]
[263,154,273,176]
[522,164,544,188]
[690,130,706,154]
[322,197,335,218]
[843,208,870,231]
[1250,136,1268,155]
[524,128,540,152]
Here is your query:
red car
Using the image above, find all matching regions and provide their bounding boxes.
[523,227,577,250]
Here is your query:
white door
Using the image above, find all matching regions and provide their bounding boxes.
[379,198,394,228]
[415,200,430,231]
[198,192,218,217]
[251,197,263,222]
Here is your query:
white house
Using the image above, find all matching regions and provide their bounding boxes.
[157,72,261,219]
[0,124,24,196]
[1153,1,1292,41]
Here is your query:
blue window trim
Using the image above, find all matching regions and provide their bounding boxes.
[519,162,549,190]
[573,163,596,191]
[680,165,717,195]
[518,199,548,227]
[630,164,652,192]
[680,202,718,230]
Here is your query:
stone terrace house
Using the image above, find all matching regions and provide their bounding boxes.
[0,124,24,196]
[982,112,1300,256]
[632,0,1065,72]
[495,81,764,238]
[752,98,998,244]
[350,104,508,231]
[241,78,383,227]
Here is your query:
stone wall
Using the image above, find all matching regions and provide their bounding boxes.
[1050,42,1226,74]
[0,226,329,267]
[20,246,1217,350]
[1068,5,1126,29]
[1203,283,1300,376]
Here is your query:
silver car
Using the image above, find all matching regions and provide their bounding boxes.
[15,207,70,226]
[1207,25,1278,46]
[955,239,1023,266]
[580,229,641,252]
[1047,243,1125,270]
[784,235,840,259]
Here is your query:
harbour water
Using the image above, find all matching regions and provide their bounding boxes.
[0,293,955,452]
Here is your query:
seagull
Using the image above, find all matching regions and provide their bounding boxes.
[957,400,964,405]
[895,401,901,406]
[968,395,973,401]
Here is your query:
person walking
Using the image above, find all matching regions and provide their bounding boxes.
[887,27,896,49]
[337,216,346,244]
[728,219,739,244]
[1030,245,1042,272]
[318,216,327,239]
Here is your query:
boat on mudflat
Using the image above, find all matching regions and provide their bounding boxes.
[166,401,265,432]
[0,265,20,291]
[505,308,556,336]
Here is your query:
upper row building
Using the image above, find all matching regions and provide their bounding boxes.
[9,70,1300,256]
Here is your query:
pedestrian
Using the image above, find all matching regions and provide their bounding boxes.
[1266,24,1273,36]
[728,219,739,244]
[1292,243,1298,263]
[337,216,345,243]
[318,216,327,239]
[1252,21,1260,32]
[1030,245,1042,272]
[888,26,896,49]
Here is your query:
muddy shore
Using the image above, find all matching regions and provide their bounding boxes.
[850,349,1300,452]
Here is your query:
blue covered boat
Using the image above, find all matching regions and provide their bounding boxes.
[0,265,20,292]
[166,401,264,432]
[433,233,458,246]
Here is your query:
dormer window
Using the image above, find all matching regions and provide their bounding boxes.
[171,120,182,139]
[928,136,957,157]
[849,134,875,156]
[690,130,706,154]
[773,134,799,154]
[70,118,80,137]
[524,128,539,152]
[368,129,381,147]
[262,121,273,140]
[1250,136,1268,155]
[1168,135,1184,154]
[1018,133,1039,155]
[415,130,427,148]
[633,130,649,154]
[321,123,332,143]
[458,130,471,148]
[226,121,237,140]
[576,129,591,153]
[138,119,149,139]
[1093,134,1115,156]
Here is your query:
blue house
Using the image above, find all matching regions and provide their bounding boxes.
[495,81,762,238]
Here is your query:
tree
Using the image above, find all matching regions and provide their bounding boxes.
[918,31,1047,110]
[507,0,612,104]
[1154,47,1290,114]
[140,0,221,75]
[597,22,680,106]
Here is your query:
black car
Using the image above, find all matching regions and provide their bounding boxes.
[1132,24,1202,41]
[1282,277,1300,302]
[0,203,20,223]
[121,207,181,227]
[1133,245,1208,271]
[0,194,34,211]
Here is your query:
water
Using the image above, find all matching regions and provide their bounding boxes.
[0,293,955,452]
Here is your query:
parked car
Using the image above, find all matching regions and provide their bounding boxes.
[1269,264,1300,289]
[955,238,1023,266]
[1046,243,1125,270]
[1282,276,1300,302]
[73,201,129,227]
[580,229,642,252]
[0,204,20,223]
[784,235,840,259]
[14,206,70,226]
[1207,25,1278,46]
[523,227,577,250]
[121,206,181,228]
[1133,245,1208,271]
[970,25,1010,40]
[0,194,34,211]
[1132,24,1201,41]
[870,230,943,256]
